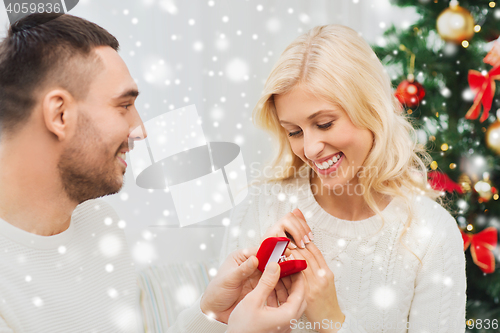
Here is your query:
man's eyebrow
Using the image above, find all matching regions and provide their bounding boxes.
[279,109,337,125]
[114,89,140,100]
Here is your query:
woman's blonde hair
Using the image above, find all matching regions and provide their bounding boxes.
[251,24,450,266]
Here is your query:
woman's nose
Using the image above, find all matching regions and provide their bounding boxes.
[303,130,325,161]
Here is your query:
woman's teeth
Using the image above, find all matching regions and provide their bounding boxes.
[314,153,342,170]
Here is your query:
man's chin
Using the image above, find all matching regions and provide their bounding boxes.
[77,179,125,203]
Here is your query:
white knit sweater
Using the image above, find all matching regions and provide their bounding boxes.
[0,199,227,333]
[219,173,467,333]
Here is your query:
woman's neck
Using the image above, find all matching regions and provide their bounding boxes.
[309,170,391,221]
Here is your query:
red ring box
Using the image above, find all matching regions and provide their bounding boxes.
[256,237,307,278]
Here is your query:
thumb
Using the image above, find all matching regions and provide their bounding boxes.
[251,262,281,305]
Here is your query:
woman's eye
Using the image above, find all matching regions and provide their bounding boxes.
[288,121,333,138]
[318,121,333,129]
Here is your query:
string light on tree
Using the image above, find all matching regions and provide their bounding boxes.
[458,174,472,193]
[475,179,493,202]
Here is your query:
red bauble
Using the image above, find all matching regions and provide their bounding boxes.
[395,80,426,108]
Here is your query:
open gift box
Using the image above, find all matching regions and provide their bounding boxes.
[256,237,307,278]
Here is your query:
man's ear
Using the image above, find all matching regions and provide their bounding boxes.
[41,89,77,141]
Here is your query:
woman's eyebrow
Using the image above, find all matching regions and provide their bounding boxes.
[279,109,337,125]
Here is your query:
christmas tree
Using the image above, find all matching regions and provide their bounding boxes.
[372,0,499,331]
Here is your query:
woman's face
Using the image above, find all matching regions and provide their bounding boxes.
[274,85,374,192]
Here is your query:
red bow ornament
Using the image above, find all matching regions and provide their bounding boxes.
[428,171,464,194]
[460,226,498,274]
[465,66,500,123]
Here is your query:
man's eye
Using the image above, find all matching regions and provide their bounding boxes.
[122,104,132,110]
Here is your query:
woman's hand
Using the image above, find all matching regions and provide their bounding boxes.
[262,208,313,249]
[292,242,345,332]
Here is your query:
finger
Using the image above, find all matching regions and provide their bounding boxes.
[292,208,306,220]
[230,256,259,284]
[282,213,310,249]
[287,251,312,297]
[284,231,298,250]
[292,208,313,240]
[278,266,306,314]
[287,239,298,250]
[250,262,281,305]
[267,289,278,308]
[306,242,329,268]
[295,246,320,274]
[277,230,298,250]
[292,248,320,286]
[281,275,292,291]
[240,246,259,259]
[275,279,289,305]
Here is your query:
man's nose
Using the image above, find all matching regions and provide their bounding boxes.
[128,108,147,141]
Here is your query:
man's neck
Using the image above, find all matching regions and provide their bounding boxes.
[0,133,77,236]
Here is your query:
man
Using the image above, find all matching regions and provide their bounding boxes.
[0,13,306,332]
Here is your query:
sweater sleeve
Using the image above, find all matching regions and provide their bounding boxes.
[166,295,227,333]
[406,214,467,333]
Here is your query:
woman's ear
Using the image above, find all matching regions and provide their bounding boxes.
[41,89,77,141]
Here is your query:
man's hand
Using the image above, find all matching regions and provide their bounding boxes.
[227,262,307,333]
[200,247,290,324]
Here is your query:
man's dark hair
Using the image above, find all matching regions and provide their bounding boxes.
[0,13,119,138]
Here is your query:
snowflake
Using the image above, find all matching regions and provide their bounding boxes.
[225,58,249,82]
[176,284,198,307]
[100,234,123,257]
[132,242,157,263]
[372,285,396,309]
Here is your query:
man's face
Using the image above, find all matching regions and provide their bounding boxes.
[57,46,143,203]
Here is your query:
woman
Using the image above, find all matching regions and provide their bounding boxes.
[219,24,466,333]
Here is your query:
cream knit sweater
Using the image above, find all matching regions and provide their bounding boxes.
[0,199,227,333]
[219,173,467,333]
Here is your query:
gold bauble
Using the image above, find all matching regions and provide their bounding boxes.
[436,3,475,43]
[458,173,472,193]
[485,121,500,155]
[475,180,493,201]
